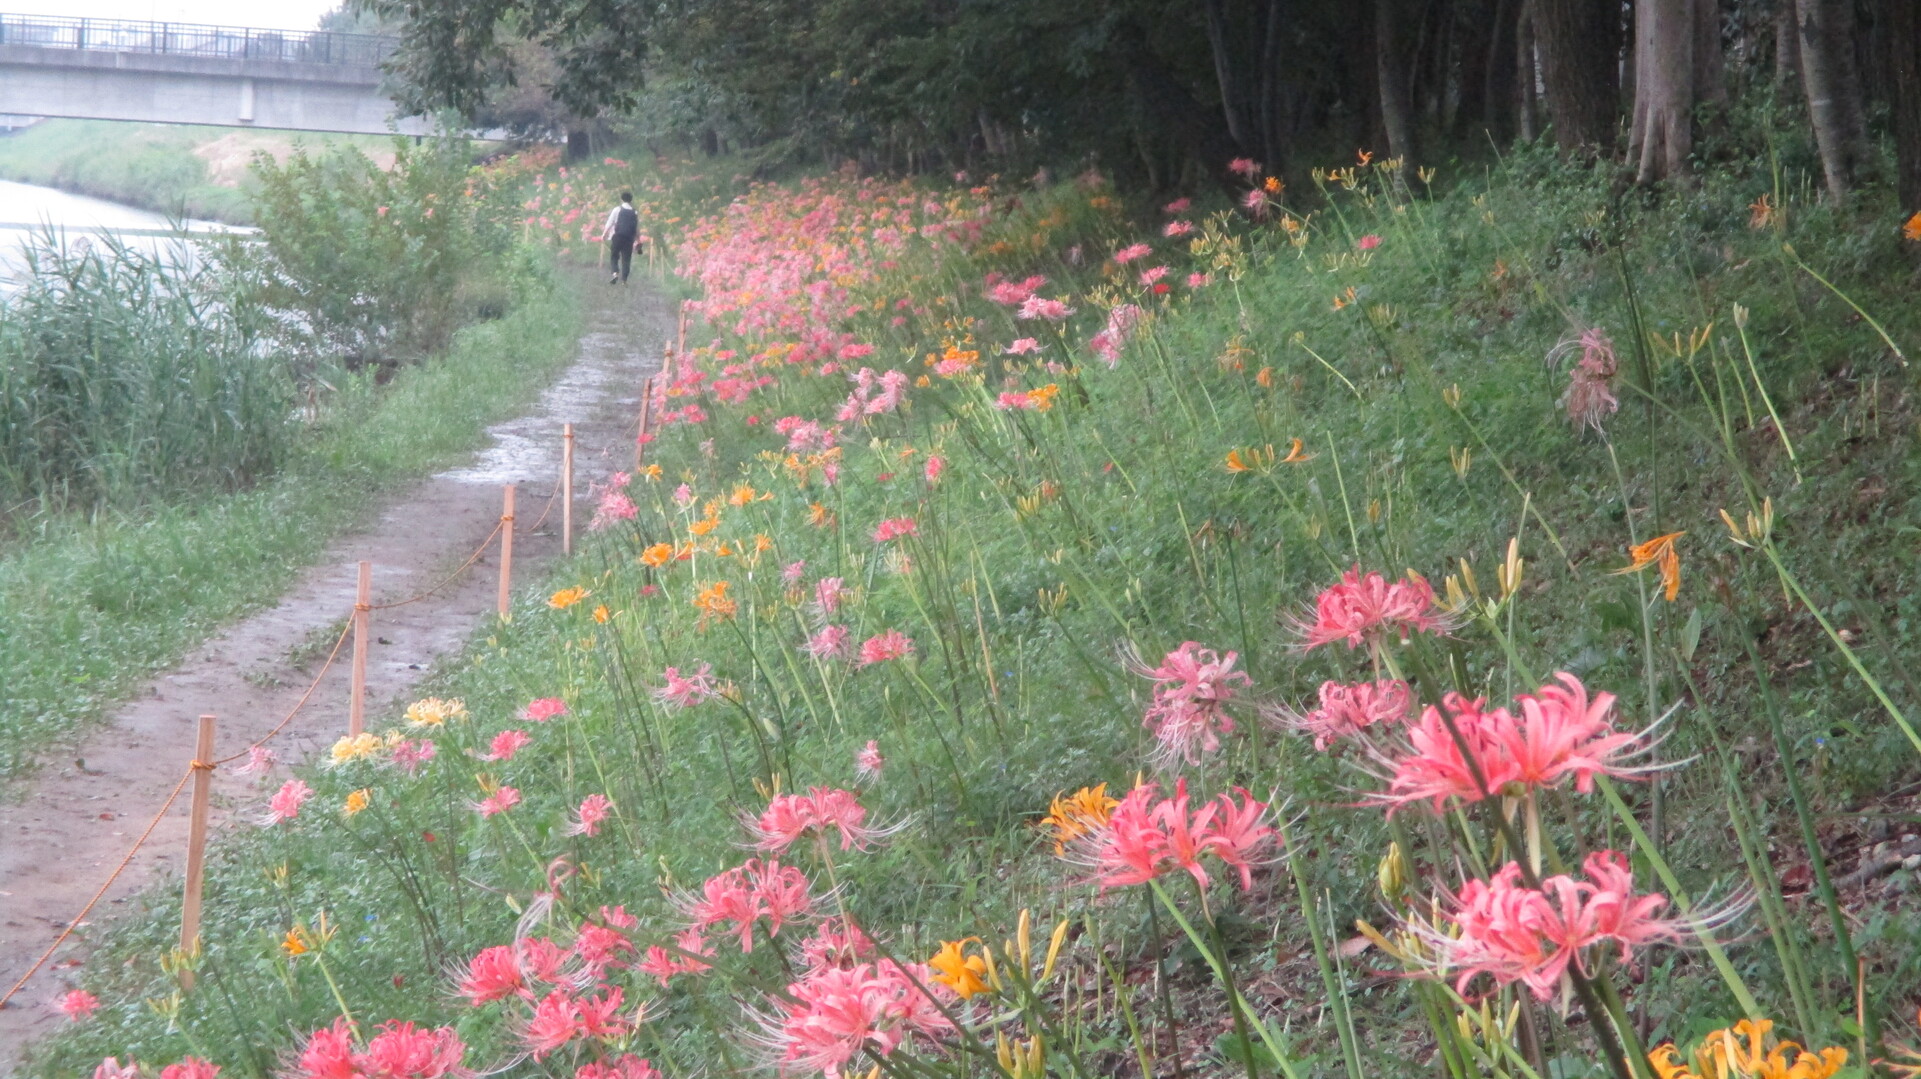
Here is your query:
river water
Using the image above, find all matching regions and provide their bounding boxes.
[0,178,232,288]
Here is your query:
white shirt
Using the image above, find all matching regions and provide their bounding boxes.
[602,203,636,241]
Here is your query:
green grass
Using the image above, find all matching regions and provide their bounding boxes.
[0,120,399,225]
[0,263,580,788]
[20,140,1921,1079]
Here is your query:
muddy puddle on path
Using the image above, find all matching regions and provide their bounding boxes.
[0,273,672,1070]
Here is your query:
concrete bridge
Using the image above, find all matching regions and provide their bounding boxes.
[0,13,430,135]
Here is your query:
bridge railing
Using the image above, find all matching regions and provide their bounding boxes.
[0,13,393,68]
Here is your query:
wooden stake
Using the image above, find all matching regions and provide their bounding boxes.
[349,560,370,737]
[179,713,216,989]
[562,423,575,556]
[498,485,516,618]
[634,375,654,472]
[676,303,686,363]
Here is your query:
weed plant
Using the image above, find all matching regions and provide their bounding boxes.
[0,231,287,513]
[23,142,1921,1079]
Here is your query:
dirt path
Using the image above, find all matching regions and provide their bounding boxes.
[0,271,671,1068]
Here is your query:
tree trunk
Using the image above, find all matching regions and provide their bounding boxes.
[1773,0,1799,95]
[1481,0,1520,141]
[1518,0,1540,139]
[1629,0,1695,182]
[1204,0,1250,148]
[1693,0,1726,108]
[1258,0,1291,173]
[1533,0,1621,152]
[1890,0,1921,210]
[1377,0,1420,175]
[1796,0,1870,201]
[1457,0,1494,136]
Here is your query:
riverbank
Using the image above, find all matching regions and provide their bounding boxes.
[0,121,399,225]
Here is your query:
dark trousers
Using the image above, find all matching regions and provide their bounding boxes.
[609,238,634,281]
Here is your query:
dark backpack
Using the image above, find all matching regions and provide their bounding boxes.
[613,205,638,242]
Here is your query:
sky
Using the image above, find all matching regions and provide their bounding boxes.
[6,0,341,32]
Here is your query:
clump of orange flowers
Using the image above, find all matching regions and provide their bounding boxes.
[1041,784,1119,854]
[693,580,737,627]
[1648,1019,1845,1079]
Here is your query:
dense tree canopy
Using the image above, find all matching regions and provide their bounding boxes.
[360,0,1920,206]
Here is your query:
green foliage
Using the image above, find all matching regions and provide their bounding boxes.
[215,137,511,367]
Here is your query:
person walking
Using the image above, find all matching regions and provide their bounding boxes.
[601,192,641,284]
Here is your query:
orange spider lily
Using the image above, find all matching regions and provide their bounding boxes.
[1613,531,1684,601]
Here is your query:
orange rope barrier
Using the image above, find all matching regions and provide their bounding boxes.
[366,519,506,612]
[0,768,193,1009]
[0,430,583,1010]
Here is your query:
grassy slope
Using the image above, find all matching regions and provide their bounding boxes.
[0,270,580,787]
[22,145,1921,1076]
[0,120,396,225]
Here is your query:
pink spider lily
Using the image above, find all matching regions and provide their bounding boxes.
[58,989,99,1021]
[588,490,637,531]
[1401,851,1729,1004]
[1016,295,1075,322]
[1126,641,1252,768]
[521,698,568,722]
[389,738,437,775]
[1003,338,1043,355]
[472,787,522,817]
[294,1019,468,1079]
[457,945,527,1005]
[566,794,614,837]
[1277,679,1413,750]
[854,740,884,782]
[757,961,954,1078]
[748,786,894,853]
[806,624,851,659]
[686,859,814,951]
[1297,565,1446,651]
[1372,674,1667,813]
[1357,234,1382,250]
[638,927,714,986]
[264,779,313,825]
[233,745,278,776]
[1547,327,1621,434]
[1113,242,1153,264]
[655,664,720,708]
[871,517,918,543]
[94,1060,140,1079]
[857,629,914,666]
[481,729,532,762]
[1070,780,1275,893]
[159,1060,219,1079]
[1228,158,1262,178]
[574,1055,660,1079]
[800,915,876,972]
